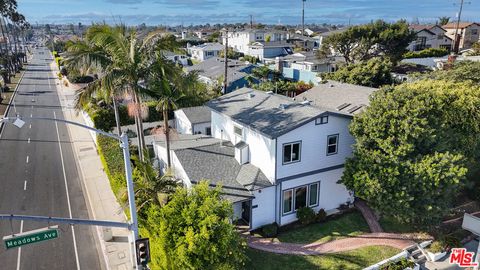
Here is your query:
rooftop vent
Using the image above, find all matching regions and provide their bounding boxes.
[246,93,255,99]
[279,104,289,110]
[266,91,274,94]
[329,84,335,88]
[300,100,311,105]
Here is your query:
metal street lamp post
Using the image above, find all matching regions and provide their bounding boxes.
[0,116,140,269]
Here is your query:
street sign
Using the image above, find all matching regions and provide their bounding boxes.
[3,226,59,250]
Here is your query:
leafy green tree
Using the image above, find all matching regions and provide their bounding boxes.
[341,79,480,226]
[145,181,247,270]
[218,47,243,59]
[319,20,415,64]
[469,42,480,56]
[323,58,393,88]
[420,61,480,84]
[250,66,281,82]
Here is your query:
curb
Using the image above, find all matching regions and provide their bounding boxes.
[0,68,27,139]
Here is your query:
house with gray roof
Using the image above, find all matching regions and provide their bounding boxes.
[185,57,257,93]
[187,42,224,61]
[174,106,212,135]
[154,87,376,230]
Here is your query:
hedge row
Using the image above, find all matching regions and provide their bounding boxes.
[97,134,126,200]
[403,48,449,59]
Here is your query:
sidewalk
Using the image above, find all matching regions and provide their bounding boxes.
[246,233,417,256]
[52,66,134,270]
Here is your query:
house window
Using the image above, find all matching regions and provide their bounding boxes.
[283,142,301,164]
[309,183,319,206]
[294,186,307,210]
[234,126,243,137]
[283,190,293,214]
[472,29,478,35]
[206,51,214,57]
[206,127,211,136]
[327,134,339,155]
[282,182,320,215]
[315,115,329,125]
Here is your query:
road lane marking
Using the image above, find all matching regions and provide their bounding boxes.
[30,114,32,118]
[24,181,27,191]
[29,124,31,129]
[26,156,29,164]
[53,111,81,270]
[16,220,23,270]
[27,138,30,144]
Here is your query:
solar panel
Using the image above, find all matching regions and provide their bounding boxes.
[336,103,351,111]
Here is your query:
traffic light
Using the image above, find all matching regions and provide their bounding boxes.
[135,238,150,266]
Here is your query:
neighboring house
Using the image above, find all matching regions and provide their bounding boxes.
[174,106,212,135]
[187,42,224,61]
[155,86,376,230]
[407,25,452,51]
[224,29,288,55]
[286,34,320,51]
[163,51,189,66]
[295,28,315,36]
[272,52,343,85]
[194,30,214,40]
[185,57,257,93]
[443,22,480,50]
[247,41,294,61]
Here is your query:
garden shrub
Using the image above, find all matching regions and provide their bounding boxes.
[261,223,279,238]
[316,208,327,222]
[403,48,449,59]
[428,241,444,253]
[296,207,316,225]
[381,258,415,270]
[97,135,126,201]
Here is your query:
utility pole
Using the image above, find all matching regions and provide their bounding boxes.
[452,0,470,54]
[223,28,228,94]
[302,0,306,36]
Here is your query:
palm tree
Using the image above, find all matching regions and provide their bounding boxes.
[130,153,179,214]
[64,24,178,160]
[438,17,450,26]
[146,60,205,168]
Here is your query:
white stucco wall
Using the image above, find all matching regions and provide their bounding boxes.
[192,122,211,135]
[251,186,276,229]
[276,114,354,180]
[153,142,191,187]
[279,167,351,226]
[174,110,192,134]
[211,110,276,182]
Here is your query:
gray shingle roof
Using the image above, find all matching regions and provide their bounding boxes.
[177,106,211,124]
[158,135,272,203]
[206,87,326,139]
[185,57,254,83]
[296,81,377,116]
[189,42,224,51]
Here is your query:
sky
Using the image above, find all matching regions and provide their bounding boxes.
[18,0,480,26]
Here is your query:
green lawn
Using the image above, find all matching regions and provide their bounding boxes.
[245,245,400,270]
[276,211,370,244]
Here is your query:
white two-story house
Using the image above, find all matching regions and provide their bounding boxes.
[154,85,376,230]
[407,25,452,52]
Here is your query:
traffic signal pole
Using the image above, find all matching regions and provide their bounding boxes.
[0,116,141,269]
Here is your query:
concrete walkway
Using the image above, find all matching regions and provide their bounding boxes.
[52,66,134,270]
[246,233,416,256]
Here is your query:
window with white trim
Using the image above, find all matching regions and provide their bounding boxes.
[283,190,293,214]
[283,142,301,164]
[282,182,320,215]
[234,126,243,137]
[315,115,329,125]
[327,134,339,155]
[309,183,319,206]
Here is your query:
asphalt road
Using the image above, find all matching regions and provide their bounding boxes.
[0,48,102,269]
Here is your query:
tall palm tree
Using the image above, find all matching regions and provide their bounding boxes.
[64,24,178,160]
[146,60,205,168]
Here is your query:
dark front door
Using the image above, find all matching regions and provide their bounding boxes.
[241,200,251,223]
